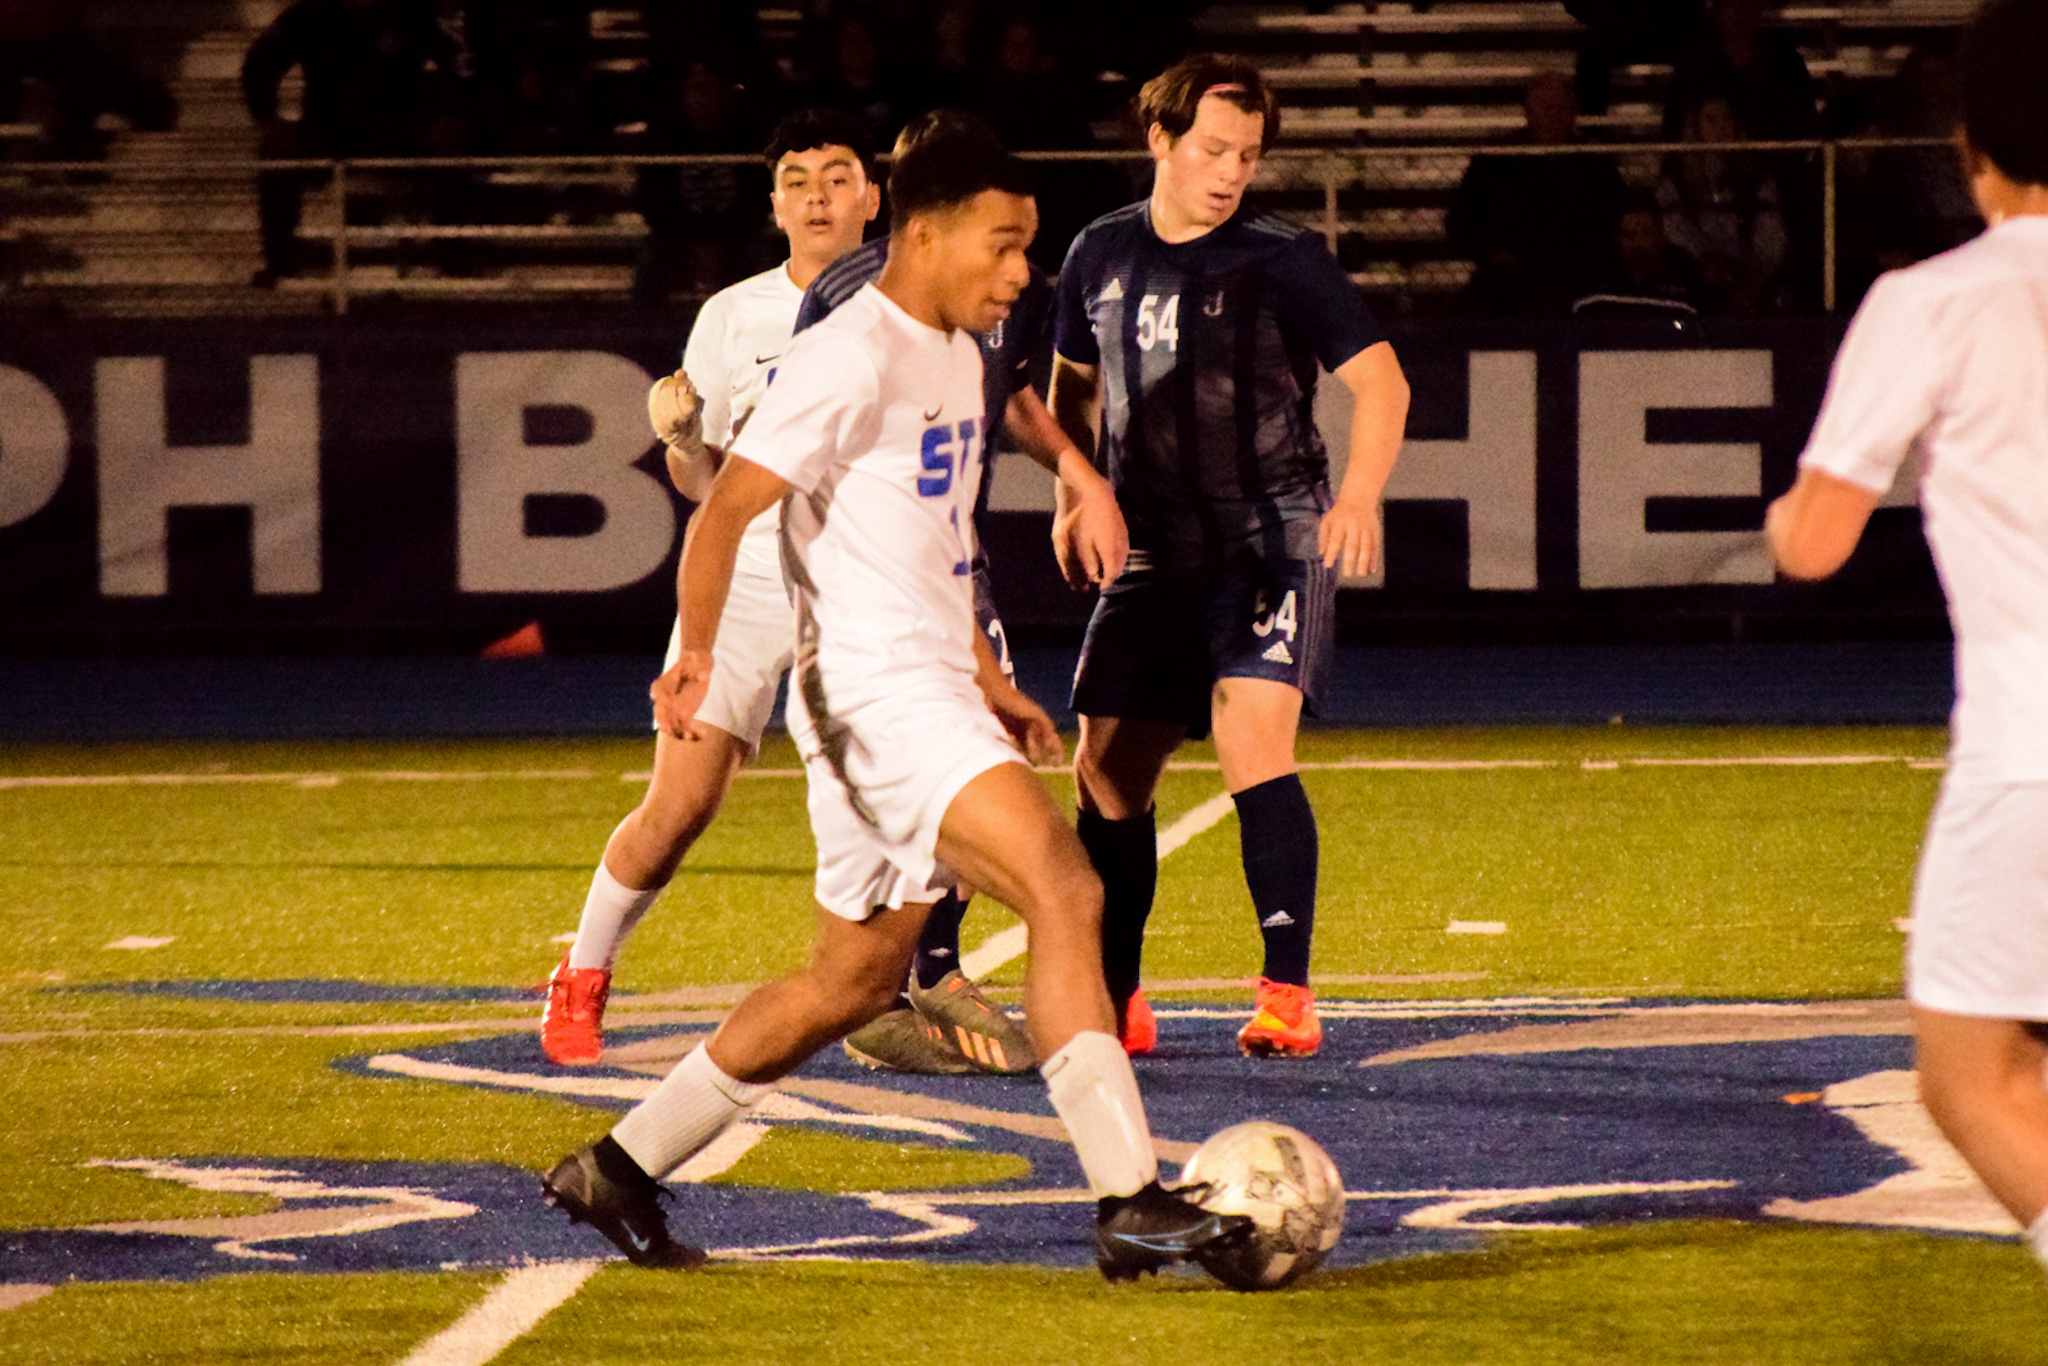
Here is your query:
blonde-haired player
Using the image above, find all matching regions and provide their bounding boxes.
[1767,0,2048,1273]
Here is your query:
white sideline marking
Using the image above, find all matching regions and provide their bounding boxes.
[958,790,1237,980]
[0,1285,53,1313]
[1446,920,1508,936]
[105,936,174,950]
[395,1260,601,1366]
[0,756,1947,792]
[1399,1180,1736,1231]
[549,931,578,945]
[1893,918,1916,933]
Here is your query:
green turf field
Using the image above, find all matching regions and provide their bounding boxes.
[5,726,2045,1364]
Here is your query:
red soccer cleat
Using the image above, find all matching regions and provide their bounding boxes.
[1236,978,1320,1058]
[1118,986,1157,1057]
[541,953,611,1066]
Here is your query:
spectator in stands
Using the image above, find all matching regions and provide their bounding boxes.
[1667,0,1816,140]
[1565,0,1707,118]
[977,13,1116,269]
[805,13,911,152]
[1578,193,1707,316]
[0,0,174,161]
[1862,46,1981,270]
[242,0,463,285]
[1657,93,1787,314]
[633,53,769,303]
[1448,72,1624,316]
[463,1,596,154]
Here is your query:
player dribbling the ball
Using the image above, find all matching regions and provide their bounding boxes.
[541,121,1250,1281]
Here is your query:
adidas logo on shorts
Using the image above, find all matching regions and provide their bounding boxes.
[1263,640,1293,665]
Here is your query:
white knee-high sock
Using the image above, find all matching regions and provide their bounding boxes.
[612,1044,773,1180]
[568,860,663,970]
[1042,1030,1158,1198]
[2028,1208,2048,1276]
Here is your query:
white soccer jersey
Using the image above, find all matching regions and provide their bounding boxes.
[729,283,987,713]
[682,263,806,579]
[1800,216,2048,783]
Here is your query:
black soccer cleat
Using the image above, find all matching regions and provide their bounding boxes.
[1095,1180,1252,1282]
[542,1142,706,1270]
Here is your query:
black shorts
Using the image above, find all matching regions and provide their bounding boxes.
[1070,552,1336,740]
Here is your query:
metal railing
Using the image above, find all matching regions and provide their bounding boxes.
[0,138,1961,316]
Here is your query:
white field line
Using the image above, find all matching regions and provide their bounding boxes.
[960,790,1238,980]
[395,1259,601,1366]
[0,756,1945,791]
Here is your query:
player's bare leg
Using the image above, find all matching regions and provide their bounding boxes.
[542,898,925,1268]
[542,725,746,1065]
[932,759,1250,1276]
[1211,677,1322,1057]
[1912,1008,2048,1243]
[703,901,930,1082]
[1074,715,1182,1053]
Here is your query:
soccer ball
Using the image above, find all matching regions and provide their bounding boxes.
[1179,1121,1345,1291]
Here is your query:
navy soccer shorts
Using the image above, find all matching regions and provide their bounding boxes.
[1070,551,1336,740]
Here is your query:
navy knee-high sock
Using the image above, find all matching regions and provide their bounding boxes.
[1076,807,1157,1007]
[914,889,969,989]
[1234,774,1318,987]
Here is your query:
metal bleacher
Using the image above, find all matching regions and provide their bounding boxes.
[1210,0,1975,301]
[0,0,1976,317]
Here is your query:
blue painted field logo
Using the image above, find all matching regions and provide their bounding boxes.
[0,999,2018,1285]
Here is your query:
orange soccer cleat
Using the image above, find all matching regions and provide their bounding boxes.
[1236,978,1321,1058]
[1118,986,1157,1057]
[541,953,611,1066]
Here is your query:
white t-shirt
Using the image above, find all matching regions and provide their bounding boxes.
[1800,216,2048,782]
[729,284,987,713]
[681,263,805,579]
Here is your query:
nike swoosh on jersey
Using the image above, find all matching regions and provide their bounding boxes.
[923,405,943,421]
[755,353,780,365]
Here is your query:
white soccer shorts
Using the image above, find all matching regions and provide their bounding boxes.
[789,676,1025,922]
[1907,776,2048,1020]
[658,565,795,751]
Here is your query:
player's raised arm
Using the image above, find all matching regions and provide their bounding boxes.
[1320,340,1410,578]
[651,456,790,741]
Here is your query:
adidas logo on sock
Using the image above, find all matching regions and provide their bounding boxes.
[1098,278,1125,303]
[1262,640,1293,665]
[1260,910,1296,928]
[928,948,953,959]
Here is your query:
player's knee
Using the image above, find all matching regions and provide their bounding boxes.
[1074,745,1140,821]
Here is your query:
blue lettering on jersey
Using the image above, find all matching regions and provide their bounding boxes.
[917,418,980,498]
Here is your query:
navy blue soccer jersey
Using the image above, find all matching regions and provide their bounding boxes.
[1053,201,1386,568]
[795,236,1055,493]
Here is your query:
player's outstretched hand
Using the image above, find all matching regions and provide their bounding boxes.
[1317,497,1382,579]
[987,682,1066,768]
[1053,480,1129,591]
[650,648,716,741]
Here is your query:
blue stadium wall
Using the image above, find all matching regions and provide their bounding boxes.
[0,317,1946,655]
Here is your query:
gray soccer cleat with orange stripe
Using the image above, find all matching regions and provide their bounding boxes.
[909,970,1038,1074]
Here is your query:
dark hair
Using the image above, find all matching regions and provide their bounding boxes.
[891,107,992,160]
[885,110,1035,231]
[1137,53,1280,148]
[1960,0,2048,187]
[764,107,876,180]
